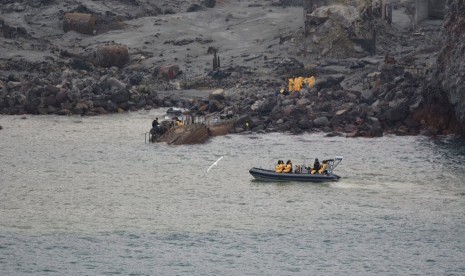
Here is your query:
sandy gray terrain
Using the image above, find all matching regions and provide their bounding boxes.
[1,0,452,136]
[1,0,434,83]
[2,1,301,79]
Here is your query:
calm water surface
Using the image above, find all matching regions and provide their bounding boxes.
[1,111,465,275]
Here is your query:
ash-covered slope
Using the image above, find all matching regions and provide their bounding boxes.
[1,0,462,137]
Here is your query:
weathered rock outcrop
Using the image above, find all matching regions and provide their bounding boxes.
[434,0,465,128]
[1,0,463,139]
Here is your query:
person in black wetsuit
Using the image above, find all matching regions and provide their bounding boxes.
[152,118,164,135]
[152,117,159,128]
[311,158,320,174]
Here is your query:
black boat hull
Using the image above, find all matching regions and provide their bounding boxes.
[249,167,340,182]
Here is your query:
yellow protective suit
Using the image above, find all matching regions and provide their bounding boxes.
[304,76,316,88]
[283,163,292,173]
[276,164,284,173]
[288,78,295,92]
[294,77,304,92]
[318,162,328,174]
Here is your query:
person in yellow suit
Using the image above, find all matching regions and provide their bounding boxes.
[275,160,284,173]
[294,77,304,92]
[304,76,316,89]
[283,160,293,173]
[318,160,329,174]
[311,158,320,174]
[174,117,184,126]
[288,78,295,92]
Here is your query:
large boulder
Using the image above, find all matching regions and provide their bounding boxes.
[111,89,130,104]
[314,74,345,90]
[256,97,277,113]
[313,116,329,126]
[379,105,409,123]
[298,118,312,129]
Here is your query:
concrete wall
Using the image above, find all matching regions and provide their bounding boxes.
[303,0,444,23]
[303,0,369,13]
[415,0,430,23]
[415,0,445,23]
[429,0,445,18]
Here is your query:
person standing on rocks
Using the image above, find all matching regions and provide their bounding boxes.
[152,117,164,135]
[174,117,183,126]
[288,78,295,92]
[152,118,159,128]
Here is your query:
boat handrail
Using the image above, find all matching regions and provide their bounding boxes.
[145,132,152,143]
[329,156,343,173]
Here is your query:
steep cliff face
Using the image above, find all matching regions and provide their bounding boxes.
[435,0,465,125]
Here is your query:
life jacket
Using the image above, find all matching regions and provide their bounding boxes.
[283,163,292,173]
[304,76,316,88]
[294,77,304,92]
[318,163,328,174]
[276,164,284,173]
[288,79,294,92]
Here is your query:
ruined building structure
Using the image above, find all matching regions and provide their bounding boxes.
[415,0,445,23]
[304,0,445,24]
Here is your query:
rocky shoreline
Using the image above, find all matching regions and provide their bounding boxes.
[1,0,464,138]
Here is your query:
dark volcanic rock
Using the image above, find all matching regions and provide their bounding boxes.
[202,0,216,8]
[187,4,203,12]
[0,0,461,138]
[434,0,465,124]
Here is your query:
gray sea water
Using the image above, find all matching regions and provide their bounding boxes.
[1,111,465,275]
